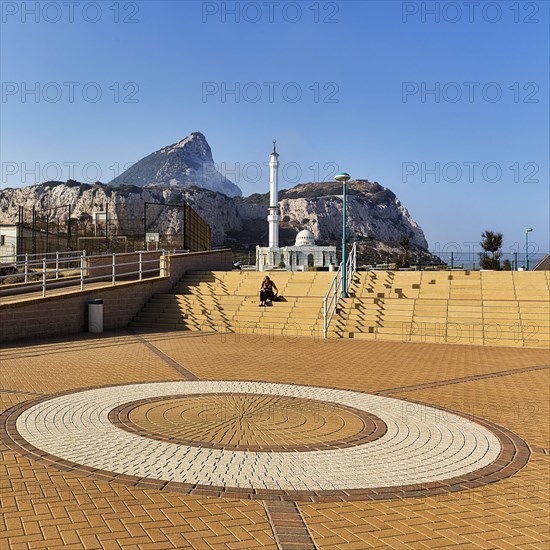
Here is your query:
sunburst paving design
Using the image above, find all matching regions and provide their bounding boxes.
[113,393,384,451]
[1,381,530,501]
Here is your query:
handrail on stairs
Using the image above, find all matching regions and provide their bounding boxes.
[323,242,357,338]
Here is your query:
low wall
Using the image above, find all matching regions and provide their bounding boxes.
[0,249,232,343]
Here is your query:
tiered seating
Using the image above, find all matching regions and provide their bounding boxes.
[331,270,549,348]
[445,300,484,345]
[131,270,335,338]
[520,300,550,348]
[482,300,522,347]
[417,272,450,299]
[329,272,417,340]
[513,271,549,300]
[482,271,515,301]
[515,271,550,347]
[130,268,549,348]
[449,271,482,300]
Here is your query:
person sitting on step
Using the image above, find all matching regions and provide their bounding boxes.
[259,276,278,307]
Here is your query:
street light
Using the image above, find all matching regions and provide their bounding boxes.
[335,172,351,297]
[525,228,533,270]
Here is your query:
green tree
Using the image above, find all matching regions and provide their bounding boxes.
[479,230,503,270]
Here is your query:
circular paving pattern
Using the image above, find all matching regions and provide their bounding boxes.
[1,381,530,501]
[111,393,386,451]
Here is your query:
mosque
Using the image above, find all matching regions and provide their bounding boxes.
[256,142,336,271]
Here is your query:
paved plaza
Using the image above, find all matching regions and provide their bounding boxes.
[1,330,549,548]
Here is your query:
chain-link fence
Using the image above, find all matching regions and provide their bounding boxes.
[6,201,211,259]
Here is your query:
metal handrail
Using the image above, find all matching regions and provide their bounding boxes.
[323,263,343,338]
[0,249,190,298]
[345,241,357,291]
[0,249,185,269]
[0,250,85,263]
[323,242,357,339]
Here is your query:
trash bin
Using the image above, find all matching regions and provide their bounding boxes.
[88,299,103,333]
[329,263,335,272]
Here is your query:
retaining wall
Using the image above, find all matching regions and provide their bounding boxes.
[0,249,232,343]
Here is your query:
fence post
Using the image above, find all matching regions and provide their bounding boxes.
[112,253,116,285]
[80,253,85,291]
[55,251,59,279]
[42,258,47,297]
[24,253,29,283]
[139,251,143,281]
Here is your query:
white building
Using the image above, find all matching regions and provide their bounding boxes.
[0,225,17,261]
[256,142,336,271]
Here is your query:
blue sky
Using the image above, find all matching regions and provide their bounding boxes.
[2,0,549,253]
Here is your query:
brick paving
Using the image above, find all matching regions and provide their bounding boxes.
[1,330,549,549]
[265,501,316,549]
[112,393,382,451]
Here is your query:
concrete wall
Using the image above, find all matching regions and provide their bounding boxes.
[0,249,232,343]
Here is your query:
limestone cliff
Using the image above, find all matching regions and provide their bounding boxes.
[0,180,429,261]
[236,180,428,249]
[0,182,241,246]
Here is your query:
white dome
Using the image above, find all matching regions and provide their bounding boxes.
[295,230,315,246]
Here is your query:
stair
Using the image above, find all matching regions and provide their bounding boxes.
[130,269,550,348]
[331,270,550,348]
[130,270,335,338]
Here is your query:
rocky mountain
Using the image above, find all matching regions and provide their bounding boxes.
[109,132,242,197]
[236,180,427,249]
[0,179,429,264]
[0,181,240,246]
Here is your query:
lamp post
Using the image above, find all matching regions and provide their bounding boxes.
[525,228,533,270]
[335,172,351,297]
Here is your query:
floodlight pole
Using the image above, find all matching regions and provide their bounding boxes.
[525,228,533,270]
[335,172,351,298]
[342,182,347,296]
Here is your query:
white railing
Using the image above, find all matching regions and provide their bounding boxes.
[0,250,83,265]
[323,262,343,339]
[323,242,357,339]
[0,250,86,277]
[1,251,86,284]
[0,249,189,298]
[0,249,85,264]
[345,240,357,292]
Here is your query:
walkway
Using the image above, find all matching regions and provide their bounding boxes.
[1,331,548,548]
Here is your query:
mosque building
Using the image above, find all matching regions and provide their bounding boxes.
[256,142,336,271]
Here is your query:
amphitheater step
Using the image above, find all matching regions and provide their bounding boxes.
[130,270,550,348]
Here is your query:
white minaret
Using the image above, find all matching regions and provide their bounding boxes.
[267,140,280,249]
